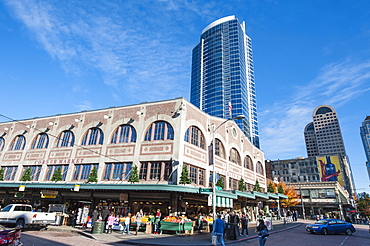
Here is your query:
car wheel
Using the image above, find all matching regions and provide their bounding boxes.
[322,228,328,235]
[345,228,352,236]
[16,219,25,229]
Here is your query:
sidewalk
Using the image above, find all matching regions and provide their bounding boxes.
[47,220,303,246]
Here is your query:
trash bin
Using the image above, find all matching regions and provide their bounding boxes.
[92,221,105,234]
[55,215,64,226]
[225,223,236,240]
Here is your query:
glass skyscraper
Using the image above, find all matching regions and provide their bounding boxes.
[360,116,370,179]
[190,16,260,148]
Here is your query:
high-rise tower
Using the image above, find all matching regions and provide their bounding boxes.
[304,105,356,195]
[190,16,260,148]
[360,116,370,179]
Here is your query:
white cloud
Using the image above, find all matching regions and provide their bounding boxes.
[4,0,210,106]
[260,58,370,159]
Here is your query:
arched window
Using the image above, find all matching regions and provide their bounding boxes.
[81,128,104,145]
[215,139,225,158]
[230,148,241,165]
[111,125,137,143]
[257,162,264,175]
[0,137,4,151]
[184,126,205,149]
[244,155,253,170]
[56,130,75,147]
[9,135,26,150]
[144,121,174,141]
[31,133,49,149]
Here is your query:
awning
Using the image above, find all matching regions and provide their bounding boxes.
[278,193,288,199]
[267,193,279,199]
[252,191,269,199]
[234,190,256,199]
[0,182,200,193]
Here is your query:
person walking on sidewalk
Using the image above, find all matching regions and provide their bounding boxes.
[240,213,249,236]
[122,213,131,234]
[135,209,143,235]
[212,214,226,246]
[256,219,269,246]
[106,213,116,234]
[153,209,161,234]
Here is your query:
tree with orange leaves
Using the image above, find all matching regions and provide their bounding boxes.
[278,182,300,208]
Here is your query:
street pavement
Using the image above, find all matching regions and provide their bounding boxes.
[46,219,302,246]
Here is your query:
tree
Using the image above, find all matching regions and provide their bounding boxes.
[267,182,276,193]
[277,183,285,194]
[253,180,262,192]
[356,192,370,217]
[216,175,224,189]
[51,167,63,182]
[238,177,246,191]
[0,168,4,181]
[20,168,32,182]
[279,182,300,208]
[179,165,191,185]
[128,165,139,183]
[87,167,98,183]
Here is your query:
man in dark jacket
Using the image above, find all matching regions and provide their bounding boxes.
[101,207,110,233]
[212,214,225,246]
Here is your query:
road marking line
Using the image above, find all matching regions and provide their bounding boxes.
[339,235,349,246]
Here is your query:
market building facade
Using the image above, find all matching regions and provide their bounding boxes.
[0,98,283,225]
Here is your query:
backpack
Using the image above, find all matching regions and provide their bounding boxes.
[260,228,269,238]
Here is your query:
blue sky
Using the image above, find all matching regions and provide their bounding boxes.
[0,0,369,193]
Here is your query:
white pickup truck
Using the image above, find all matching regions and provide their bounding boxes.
[0,204,56,229]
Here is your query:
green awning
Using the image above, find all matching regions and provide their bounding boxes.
[234,190,256,199]
[0,182,200,193]
[252,191,269,199]
[278,193,288,199]
[267,193,279,199]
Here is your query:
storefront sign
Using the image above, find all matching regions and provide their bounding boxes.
[119,193,128,201]
[19,185,25,191]
[74,184,80,192]
[40,190,58,198]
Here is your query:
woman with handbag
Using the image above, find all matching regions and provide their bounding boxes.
[256,219,269,246]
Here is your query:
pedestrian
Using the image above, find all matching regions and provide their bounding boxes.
[287,210,292,222]
[122,213,131,234]
[293,211,298,221]
[135,209,143,235]
[106,213,116,234]
[91,209,99,231]
[71,210,78,228]
[153,209,161,234]
[197,212,204,233]
[240,213,249,236]
[256,219,269,246]
[101,206,110,233]
[212,214,226,246]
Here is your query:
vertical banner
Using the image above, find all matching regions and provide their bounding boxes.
[316,156,344,186]
[208,143,213,165]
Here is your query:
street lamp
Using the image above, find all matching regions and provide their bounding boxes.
[300,186,306,220]
[211,114,245,221]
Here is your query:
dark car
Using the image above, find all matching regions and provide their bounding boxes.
[306,219,355,235]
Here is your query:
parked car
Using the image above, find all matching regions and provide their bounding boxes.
[0,204,56,229]
[306,219,356,235]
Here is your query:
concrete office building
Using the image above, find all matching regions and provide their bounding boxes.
[360,116,370,179]
[190,15,260,148]
[303,105,355,196]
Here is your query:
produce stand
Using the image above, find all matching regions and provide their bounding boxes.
[159,221,183,234]
[183,222,194,234]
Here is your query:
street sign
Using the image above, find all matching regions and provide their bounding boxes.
[200,188,213,193]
